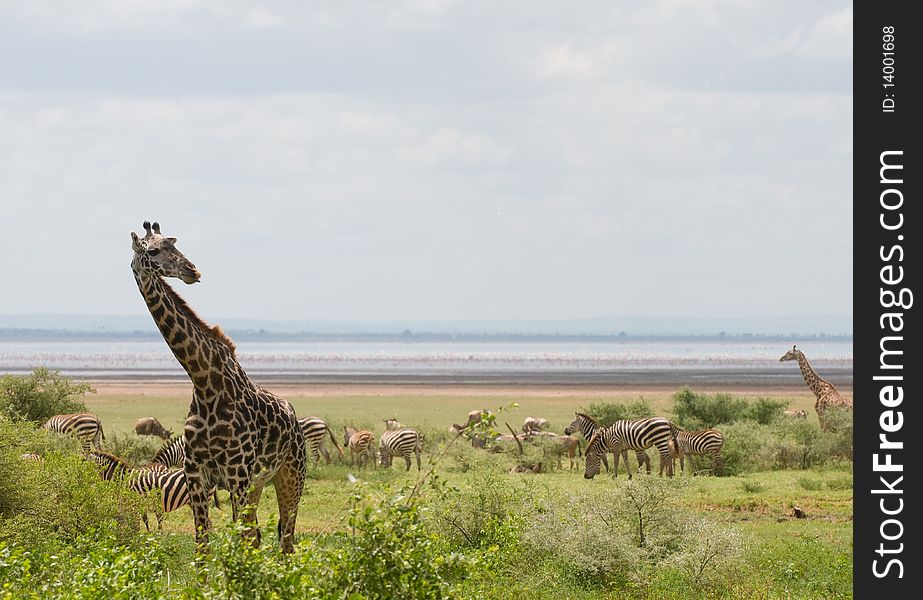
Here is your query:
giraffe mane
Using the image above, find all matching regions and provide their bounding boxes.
[157,276,238,357]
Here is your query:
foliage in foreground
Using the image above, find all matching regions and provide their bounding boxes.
[0,368,94,423]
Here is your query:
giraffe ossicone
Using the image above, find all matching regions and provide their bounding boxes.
[130,220,307,555]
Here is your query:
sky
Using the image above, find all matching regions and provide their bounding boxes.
[0,1,853,327]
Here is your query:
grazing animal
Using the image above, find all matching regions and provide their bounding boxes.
[19,453,43,462]
[128,468,220,531]
[379,428,423,471]
[383,418,402,431]
[783,409,808,419]
[780,345,852,431]
[565,412,650,475]
[130,221,306,554]
[583,418,678,479]
[134,417,173,440]
[344,427,376,468]
[88,449,130,481]
[521,416,550,433]
[672,429,724,475]
[549,434,582,470]
[452,409,487,431]
[298,417,345,466]
[42,413,104,453]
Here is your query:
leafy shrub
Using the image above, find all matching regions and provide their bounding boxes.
[672,387,750,429]
[193,487,473,599]
[585,398,653,427]
[0,533,168,599]
[0,368,94,423]
[0,420,144,547]
[523,478,742,594]
[747,397,788,425]
[105,431,165,467]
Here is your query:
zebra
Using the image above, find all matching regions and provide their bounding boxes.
[344,427,376,468]
[42,413,105,452]
[298,417,345,466]
[127,468,221,530]
[151,436,186,469]
[379,428,422,471]
[672,429,725,475]
[565,412,651,475]
[88,449,130,481]
[583,417,679,479]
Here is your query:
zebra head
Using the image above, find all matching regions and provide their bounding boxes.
[583,431,605,479]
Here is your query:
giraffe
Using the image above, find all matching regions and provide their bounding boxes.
[130,221,306,554]
[779,345,852,431]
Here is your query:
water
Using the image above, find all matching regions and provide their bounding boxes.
[0,339,853,380]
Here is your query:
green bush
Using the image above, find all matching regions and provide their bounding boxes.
[585,398,653,427]
[105,431,165,467]
[672,387,750,429]
[0,368,94,423]
[0,420,144,547]
[747,397,788,425]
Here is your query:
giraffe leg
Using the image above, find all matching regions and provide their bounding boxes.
[185,470,213,558]
[239,484,265,549]
[273,454,306,554]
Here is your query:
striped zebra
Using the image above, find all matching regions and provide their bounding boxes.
[584,417,679,479]
[379,428,422,471]
[565,412,651,475]
[151,436,186,469]
[344,427,376,468]
[672,429,725,475]
[42,413,105,452]
[298,417,345,466]
[128,468,220,530]
[88,449,130,481]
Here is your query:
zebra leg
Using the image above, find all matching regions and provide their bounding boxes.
[416,448,422,471]
[656,441,674,477]
[601,453,611,473]
[141,512,150,531]
[612,450,621,479]
[404,453,412,471]
[622,449,633,480]
[321,447,331,464]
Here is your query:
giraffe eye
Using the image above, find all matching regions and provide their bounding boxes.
[147,248,161,256]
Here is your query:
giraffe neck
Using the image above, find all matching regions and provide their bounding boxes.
[134,272,252,402]
[795,353,831,398]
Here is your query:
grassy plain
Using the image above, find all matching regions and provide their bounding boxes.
[68,381,853,598]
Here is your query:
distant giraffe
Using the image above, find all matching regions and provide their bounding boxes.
[130,221,306,554]
[780,345,852,431]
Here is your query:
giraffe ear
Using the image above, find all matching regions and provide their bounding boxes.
[166,237,178,244]
[131,231,142,251]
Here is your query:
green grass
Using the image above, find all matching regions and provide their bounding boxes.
[70,387,849,598]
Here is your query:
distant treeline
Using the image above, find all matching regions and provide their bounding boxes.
[0,328,852,343]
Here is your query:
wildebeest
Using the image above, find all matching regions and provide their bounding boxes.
[134,417,173,440]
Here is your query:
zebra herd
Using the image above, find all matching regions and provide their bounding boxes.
[31,410,724,530]
[565,412,725,479]
[30,411,427,529]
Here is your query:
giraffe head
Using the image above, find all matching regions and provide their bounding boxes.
[779,345,803,362]
[130,221,201,284]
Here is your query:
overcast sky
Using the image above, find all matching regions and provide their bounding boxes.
[0,1,852,325]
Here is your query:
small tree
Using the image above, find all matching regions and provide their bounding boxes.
[586,398,653,427]
[0,368,95,423]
